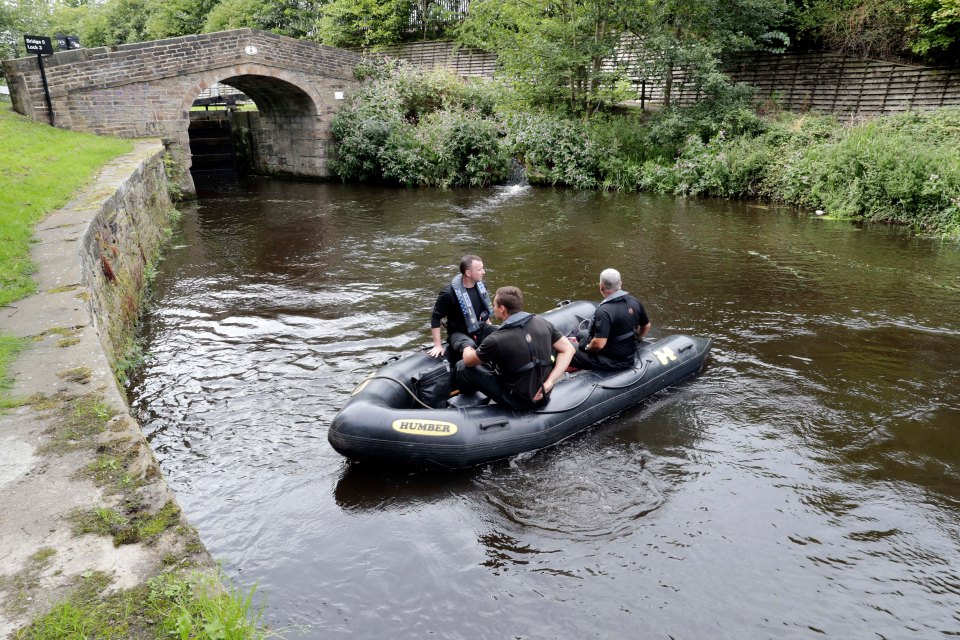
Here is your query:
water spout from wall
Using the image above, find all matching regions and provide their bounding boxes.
[506,158,528,186]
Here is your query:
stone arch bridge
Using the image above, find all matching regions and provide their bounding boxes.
[2,30,363,195]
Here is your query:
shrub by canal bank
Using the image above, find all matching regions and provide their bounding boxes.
[0,110,269,638]
[331,63,960,240]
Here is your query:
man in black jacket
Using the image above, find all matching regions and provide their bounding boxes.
[428,255,496,363]
[571,268,651,371]
[458,286,575,410]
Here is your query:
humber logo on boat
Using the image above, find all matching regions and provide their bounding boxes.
[392,419,458,436]
[653,347,678,366]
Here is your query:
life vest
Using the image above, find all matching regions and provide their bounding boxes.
[595,290,639,344]
[451,274,493,335]
[498,312,554,404]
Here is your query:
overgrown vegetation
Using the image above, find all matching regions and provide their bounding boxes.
[331,62,960,239]
[13,569,269,640]
[331,61,509,187]
[71,500,182,547]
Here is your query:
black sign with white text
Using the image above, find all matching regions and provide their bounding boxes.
[56,34,81,50]
[24,35,54,55]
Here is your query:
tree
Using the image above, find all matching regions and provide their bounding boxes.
[316,0,416,47]
[458,0,628,115]
[49,3,92,43]
[204,0,319,38]
[458,0,788,114]
[145,0,220,40]
[78,0,151,47]
[1,0,52,62]
[908,0,960,59]
[0,2,17,63]
[409,0,466,40]
[620,0,789,107]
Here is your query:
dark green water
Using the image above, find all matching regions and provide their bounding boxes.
[129,177,960,638]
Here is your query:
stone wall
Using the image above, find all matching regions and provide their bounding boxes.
[81,144,174,365]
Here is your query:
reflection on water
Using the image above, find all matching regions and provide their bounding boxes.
[129,176,960,638]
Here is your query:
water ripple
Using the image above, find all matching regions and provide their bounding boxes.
[127,180,960,639]
[474,446,664,542]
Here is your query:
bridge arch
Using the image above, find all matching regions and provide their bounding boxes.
[180,65,326,118]
[180,65,332,180]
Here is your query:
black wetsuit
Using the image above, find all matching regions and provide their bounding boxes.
[457,312,562,410]
[571,292,649,371]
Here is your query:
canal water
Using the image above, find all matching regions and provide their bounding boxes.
[128,177,960,638]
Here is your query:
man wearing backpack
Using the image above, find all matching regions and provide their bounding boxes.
[457,286,575,410]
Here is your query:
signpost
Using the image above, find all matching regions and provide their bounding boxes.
[23,35,55,125]
[23,35,53,55]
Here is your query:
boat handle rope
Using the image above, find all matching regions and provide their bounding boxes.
[532,384,601,414]
[597,363,650,390]
[368,359,662,414]
[366,375,436,410]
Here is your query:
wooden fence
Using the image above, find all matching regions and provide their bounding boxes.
[722,51,960,117]
[380,40,960,117]
[376,41,497,78]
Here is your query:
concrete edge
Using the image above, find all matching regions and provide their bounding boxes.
[0,140,210,636]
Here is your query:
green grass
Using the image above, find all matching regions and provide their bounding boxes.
[0,107,132,407]
[15,569,271,640]
[37,393,118,455]
[0,107,132,307]
[0,334,27,408]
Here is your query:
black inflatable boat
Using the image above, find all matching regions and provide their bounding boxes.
[328,301,711,469]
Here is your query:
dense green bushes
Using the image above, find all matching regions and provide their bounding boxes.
[671,111,960,235]
[330,62,508,187]
[330,63,960,238]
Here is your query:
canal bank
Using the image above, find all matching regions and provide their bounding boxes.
[0,141,210,636]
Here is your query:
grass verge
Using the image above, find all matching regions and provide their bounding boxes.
[0,107,132,307]
[13,569,271,640]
